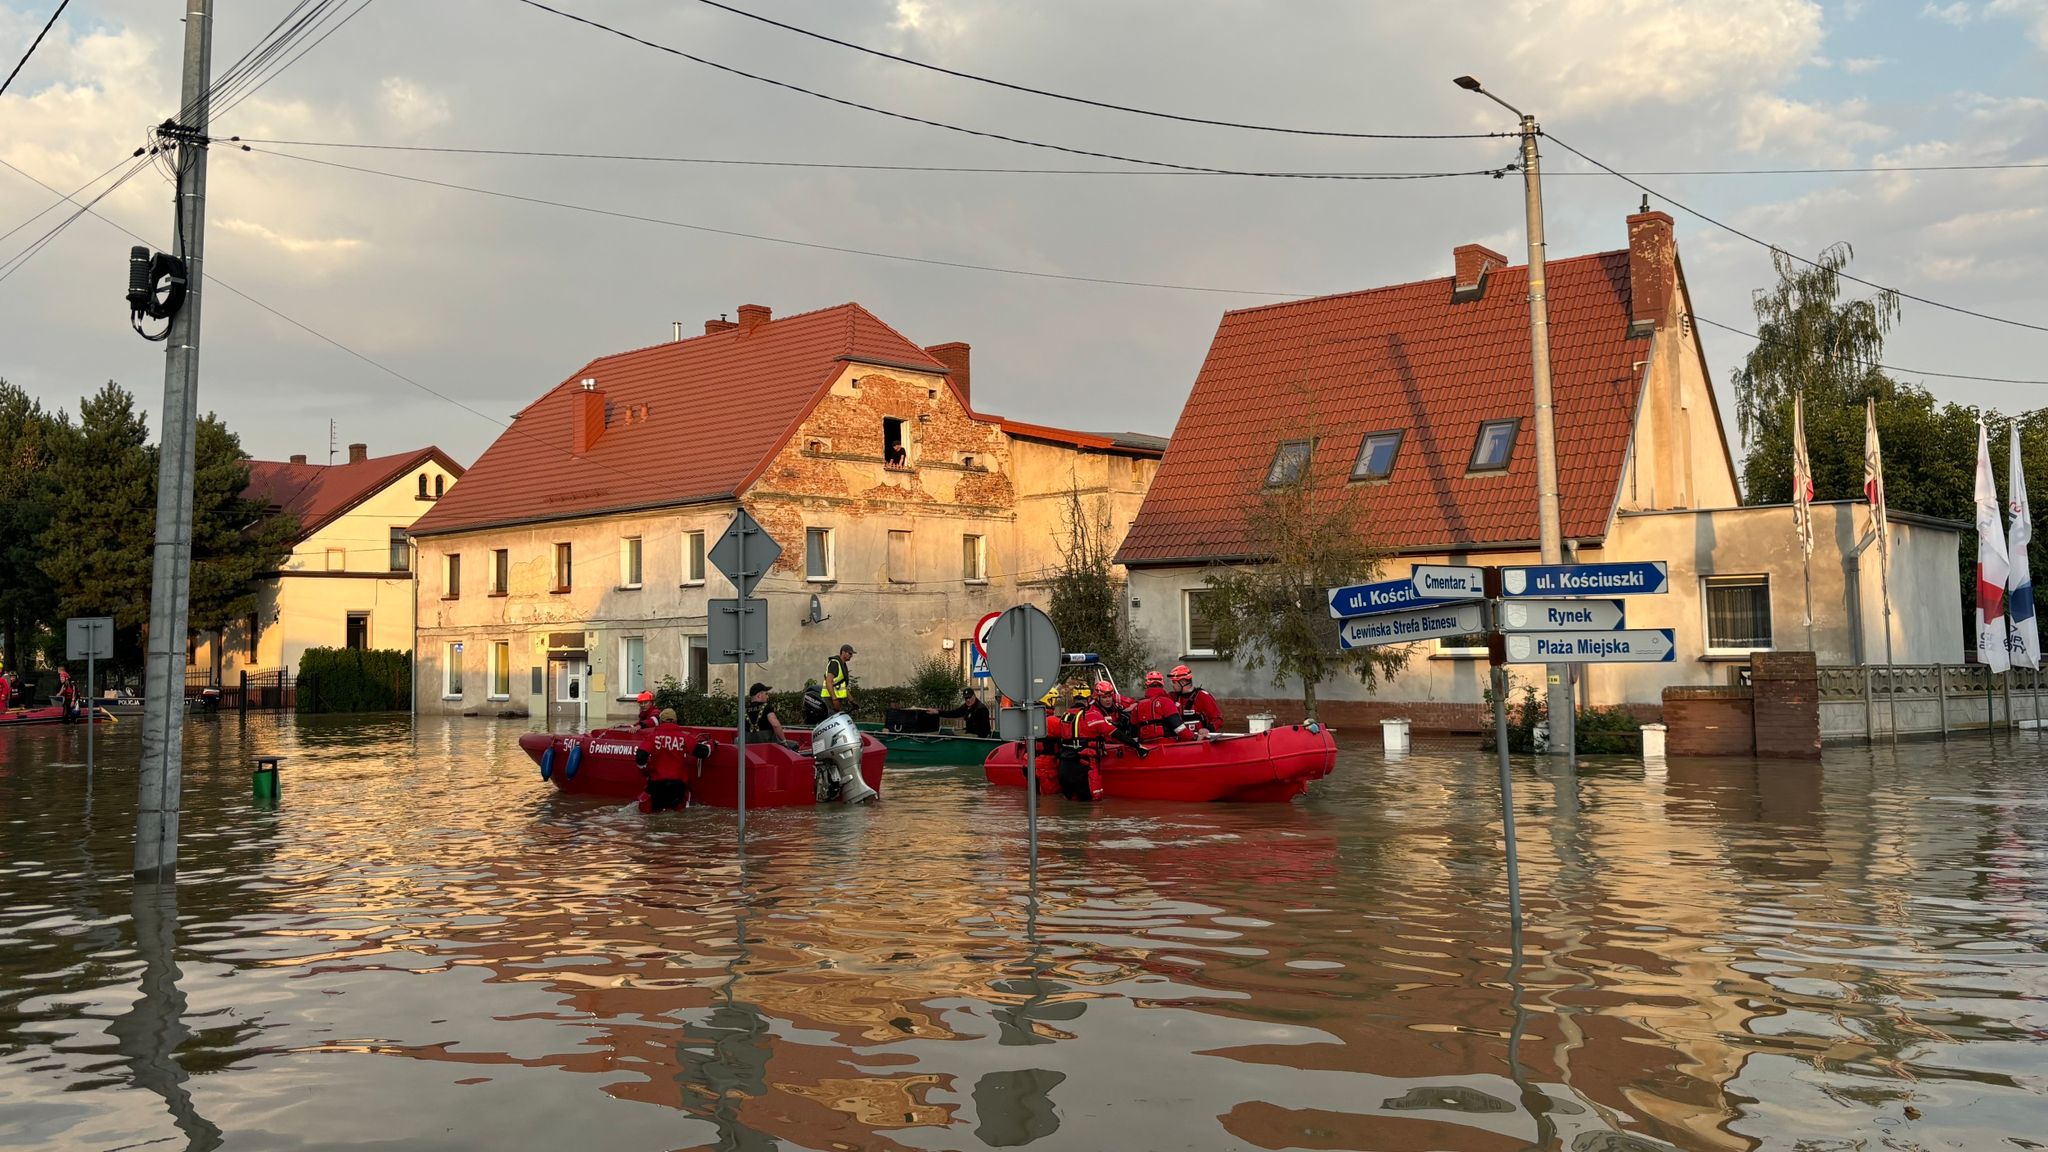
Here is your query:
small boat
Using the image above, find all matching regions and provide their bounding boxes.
[517,714,886,808]
[857,722,1005,767]
[983,721,1337,802]
[0,703,114,728]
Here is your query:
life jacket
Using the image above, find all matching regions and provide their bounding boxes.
[1132,688,1180,740]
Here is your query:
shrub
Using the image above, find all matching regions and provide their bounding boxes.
[1480,685,1643,754]
[646,673,930,728]
[909,652,966,708]
[297,647,410,713]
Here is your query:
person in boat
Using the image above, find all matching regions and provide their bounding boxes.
[0,663,11,711]
[637,708,695,812]
[931,685,992,738]
[1169,665,1223,733]
[744,682,798,749]
[1130,670,1185,742]
[57,668,77,720]
[635,690,659,728]
[824,645,856,715]
[1047,683,1109,801]
[801,679,829,725]
[1093,678,1151,752]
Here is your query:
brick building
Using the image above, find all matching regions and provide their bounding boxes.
[407,302,1162,725]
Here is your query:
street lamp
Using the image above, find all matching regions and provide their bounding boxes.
[1455,74,1571,759]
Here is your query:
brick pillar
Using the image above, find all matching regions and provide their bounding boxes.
[1661,685,1754,756]
[1750,651,1821,759]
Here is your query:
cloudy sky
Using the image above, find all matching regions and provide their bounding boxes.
[3,0,2044,469]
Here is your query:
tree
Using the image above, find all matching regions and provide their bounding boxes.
[190,414,296,682]
[1200,468,1403,718]
[1045,481,1151,685]
[0,380,58,673]
[40,382,158,670]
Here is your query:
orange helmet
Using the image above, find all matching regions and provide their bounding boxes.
[1144,670,1165,688]
[637,691,653,703]
[1094,679,1116,697]
[1170,665,1192,680]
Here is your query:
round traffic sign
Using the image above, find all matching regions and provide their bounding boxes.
[973,610,1002,658]
[983,605,1061,705]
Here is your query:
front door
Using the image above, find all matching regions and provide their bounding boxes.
[547,653,587,731]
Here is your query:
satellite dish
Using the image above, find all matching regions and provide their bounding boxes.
[801,592,830,627]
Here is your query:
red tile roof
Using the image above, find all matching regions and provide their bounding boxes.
[408,303,953,537]
[1116,250,1649,565]
[245,447,465,539]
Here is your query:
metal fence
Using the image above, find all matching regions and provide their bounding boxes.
[1818,664,2048,742]
[180,668,296,712]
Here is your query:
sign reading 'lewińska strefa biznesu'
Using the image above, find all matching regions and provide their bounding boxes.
[1501,561,1668,598]
[1327,565,1487,618]
[1338,602,1487,649]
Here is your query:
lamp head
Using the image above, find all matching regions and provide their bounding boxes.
[1453,75,1483,91]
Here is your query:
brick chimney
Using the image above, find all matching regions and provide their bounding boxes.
[1627,205,1677,337]
[347,443,367,464]
[736,303,771,332]
[924,342,971,408]
[705,314,737,335]
[289,453,307,465]
[1451,243,1507,303]
[572,378,606,455]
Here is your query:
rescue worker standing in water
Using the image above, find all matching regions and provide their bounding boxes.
[1048,683,1110,801]
[636,708,699,812]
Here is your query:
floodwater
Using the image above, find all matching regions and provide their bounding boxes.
[1,717,2044,1152]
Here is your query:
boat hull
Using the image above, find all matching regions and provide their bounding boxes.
[857,724,1006,766]
[0,705,112,728]
[983,723,1336,802]
[517,725,887,807]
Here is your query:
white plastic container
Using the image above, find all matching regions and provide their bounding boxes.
[1247,713,1275,734]
[1640,722,1667,761]
[1381,717,1411,754]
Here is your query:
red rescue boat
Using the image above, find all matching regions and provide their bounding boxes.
[517,715,887,808]
[983,722,1337,803]
[0,704,112,728]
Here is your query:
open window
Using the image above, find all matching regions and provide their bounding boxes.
[1264,439,1312,487]
[883,417,908,468]
[1351,430,1403,481]
[1468,419,1520,473]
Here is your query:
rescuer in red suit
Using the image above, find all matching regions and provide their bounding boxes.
[635,709,704,812]
[1169,665,1222,734]
[1130,670,1185,742]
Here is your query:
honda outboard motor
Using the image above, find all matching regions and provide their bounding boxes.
[809,713,878,804]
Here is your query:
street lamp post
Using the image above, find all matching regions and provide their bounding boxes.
[1455,75,1571,758]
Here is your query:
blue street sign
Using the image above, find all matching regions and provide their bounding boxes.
[971,649,990,679]
[1503,629,1676,663]
[1501,561,1668,598]
[1327,566,1485,619]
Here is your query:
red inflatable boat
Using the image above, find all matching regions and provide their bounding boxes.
[983,721,1337,802]
[517,717,887,808]
[0,703,111,728]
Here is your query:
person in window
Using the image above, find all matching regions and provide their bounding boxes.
[745,682,796,749]
[824,645,856,714]
[931,685,992,737]
[885,442,908,467]
[1168,665,1222,733]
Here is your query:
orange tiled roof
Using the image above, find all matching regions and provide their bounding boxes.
[1116,250,1648,565]
[409,303,951,537]
[245,447,464,539]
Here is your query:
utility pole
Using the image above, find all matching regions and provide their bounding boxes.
[1456,75,1570,757]
[135,0,213,883]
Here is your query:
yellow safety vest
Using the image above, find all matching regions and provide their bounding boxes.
[825,656,851,698]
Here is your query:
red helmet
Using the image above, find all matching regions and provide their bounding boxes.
[1094,679,1115,696]
[1144,670,1165,688]
[1170,665,1192,680]
[636,691,653,703]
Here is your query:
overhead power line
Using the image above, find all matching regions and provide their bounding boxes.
[0,0,69,98]
[504,0,1484,180]
[238,144,1313,297]
[688,0,1499,141]
[1690,313,2048,386]
[1545,131,2048,338]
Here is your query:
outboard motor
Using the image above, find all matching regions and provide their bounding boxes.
[809,713,878,804]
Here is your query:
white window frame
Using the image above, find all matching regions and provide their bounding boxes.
[489,640,512,700]
[1702,574,1775,657]
[962,533,987,583]
[619,635,646,696]
[443,641,465,698]
[443,553,461,600]
[1182,588,1219,657]
[620,535,643,589]
[682,530,706,586]
[1433,633,1491,659]
[806,527,835,582]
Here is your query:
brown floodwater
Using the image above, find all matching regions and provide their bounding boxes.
[1,714,2044,1151]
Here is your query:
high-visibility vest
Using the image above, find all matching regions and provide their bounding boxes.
[825,656,851,697]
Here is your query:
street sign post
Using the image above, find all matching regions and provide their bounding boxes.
[1327,565,1487,619]
[1501,561,1668,598]
[707,509,782,842]
[1503,629,1676,663]
[1338,602,1486,650]
[67,617,113,783]
[1498,599,1627,632]
[984,604,1061,887]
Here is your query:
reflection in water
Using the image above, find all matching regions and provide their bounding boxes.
[2,717,2047,1150]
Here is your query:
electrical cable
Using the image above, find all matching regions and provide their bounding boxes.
[687,0,1501,141]
[1690,313,2048,386]
[505,0,1496,180]
[0,152,137,246]
[215,0,375,119]
[238,144,1315,297]
[1545,131,2048,337]
[0,0,69,98]
[0,153,154,284]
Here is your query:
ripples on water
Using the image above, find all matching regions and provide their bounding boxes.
[1,716,2045,1150]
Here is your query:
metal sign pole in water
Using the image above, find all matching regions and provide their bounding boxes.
[1490,663,1523,928]
[1023,636,1038,889]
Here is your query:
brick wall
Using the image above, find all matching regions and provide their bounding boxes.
[1750,650,1821,759]
[1661,685,1754,756]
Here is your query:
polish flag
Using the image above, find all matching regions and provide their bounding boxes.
[1976,420,2011,672]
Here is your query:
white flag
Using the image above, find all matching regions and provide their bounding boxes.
[1792,393,1815,558]
[1976,420,2012,672]
[2009,422,2039,669]
[1864,398,1887,554]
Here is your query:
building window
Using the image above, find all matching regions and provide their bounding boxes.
[1351,430,1403,481]
[444,641,465,698]
[553,543,572,592]
[1469,419,1520,473]
[888,530,913,583]
[389,527,410,572]
[962,533,986,582]
[346,612,370,651]
[443,553,461,600]
[417,474,429,498]
[806,527,834,581]
[620,535,643,589]
[1265,439,1312,487]
[434,474,445,498]
[687,636,709,691]
[883,417,908,467]
[490,640,511,698]
[1435,632,1490,659]
[620,636,646,696]
[490,548,509,595]
[1704,575,1773,654]
[1183,589,1220,657]
[326,548,345,572]
[683,530,706,584]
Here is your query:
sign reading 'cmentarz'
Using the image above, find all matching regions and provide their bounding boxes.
[1337,602,1487,650]
[1327,565,1487,619]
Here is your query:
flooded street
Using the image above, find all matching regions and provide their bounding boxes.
[2,716,2045,1151]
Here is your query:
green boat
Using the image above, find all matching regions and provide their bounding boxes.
[857,722,1007,767]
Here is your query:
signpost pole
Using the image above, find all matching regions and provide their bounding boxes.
[86,643,95,786]
[736,637,747,845]
[1491,662,1523,929]
[1022,625,1038,888]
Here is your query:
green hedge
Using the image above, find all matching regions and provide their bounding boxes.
[297,647,411,713]
[648,675,935,727]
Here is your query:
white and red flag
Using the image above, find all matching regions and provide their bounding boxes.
[1976,420,2012,672]
[1792,393,1815,559]
[2008,422,2039,669]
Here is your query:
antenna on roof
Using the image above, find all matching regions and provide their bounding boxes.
[327,419,336,465]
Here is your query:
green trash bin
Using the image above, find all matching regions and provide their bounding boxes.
[252,756,282,805]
